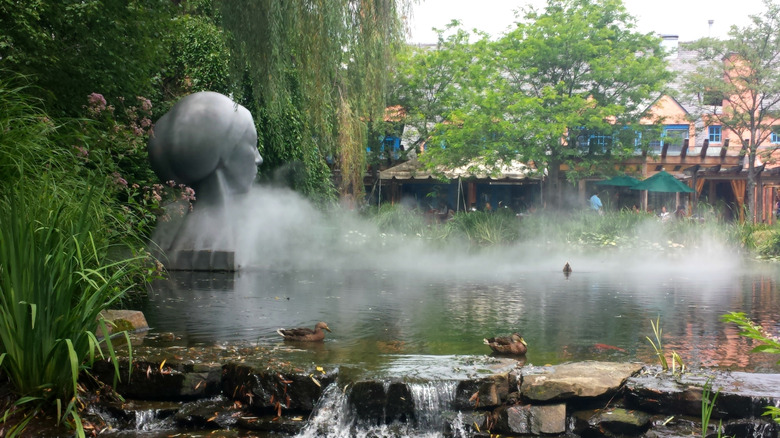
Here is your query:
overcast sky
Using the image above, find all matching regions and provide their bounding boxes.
[407,0,766,44]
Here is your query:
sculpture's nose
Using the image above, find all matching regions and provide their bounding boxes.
[254,148,263,166]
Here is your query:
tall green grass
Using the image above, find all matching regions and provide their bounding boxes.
[0,187,139,437]
[445,210,520,246]
[363,204,780,258]
[0,72,61,194]
[365,203,430,237]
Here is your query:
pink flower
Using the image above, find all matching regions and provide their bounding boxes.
[137,96,152,112]
[88,93,107,113]
[112,171,128,187]
[73,145,89,157]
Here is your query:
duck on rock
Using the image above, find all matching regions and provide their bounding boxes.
[483,333,528,355]
[277,322,332,342]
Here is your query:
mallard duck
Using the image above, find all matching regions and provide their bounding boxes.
[483,333,528,355]
[276,322,331,342]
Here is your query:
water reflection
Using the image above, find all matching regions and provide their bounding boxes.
[142,266,780,373]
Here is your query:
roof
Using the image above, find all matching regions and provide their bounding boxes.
[379,158,539,181]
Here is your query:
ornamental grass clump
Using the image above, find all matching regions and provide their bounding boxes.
[0,187,139,437]
[366,203,430,237]
[446,209,520,246]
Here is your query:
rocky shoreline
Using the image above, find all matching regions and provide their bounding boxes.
[81,311,780,437]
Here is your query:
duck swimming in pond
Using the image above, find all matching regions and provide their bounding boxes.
[277,322,331,342]
[563,262,572,274]
[483,333,527,355]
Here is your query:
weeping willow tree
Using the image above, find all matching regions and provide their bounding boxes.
[217,1,408,203]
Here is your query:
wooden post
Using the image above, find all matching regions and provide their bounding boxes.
[699,139,709,158]
[719,139,729,159]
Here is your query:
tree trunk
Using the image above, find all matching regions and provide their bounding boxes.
[746,148,757,223]
[544,159,563,209]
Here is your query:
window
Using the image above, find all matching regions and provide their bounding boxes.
[649,125,689,154]
[367,135,402,160]
[772,129,780,144]
[709,125,722,143]
[590,134,611,150]
[574,128,611,153]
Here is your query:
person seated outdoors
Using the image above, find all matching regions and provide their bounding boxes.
[658,206,670,222]
[674,205,687,220]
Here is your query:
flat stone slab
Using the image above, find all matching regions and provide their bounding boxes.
[98,309,149,337]
[521,361,644,402]
[625,367,780,418]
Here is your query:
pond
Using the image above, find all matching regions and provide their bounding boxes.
[141,251,780,376]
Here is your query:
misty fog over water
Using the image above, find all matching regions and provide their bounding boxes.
[144,186,780,374]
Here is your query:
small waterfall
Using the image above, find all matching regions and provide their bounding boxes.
[297,383,352,438]
[130,408,174,431]
[448,412,471,438]
[87,402,177,434]
[408,381,457,431]
[297,380,464,438]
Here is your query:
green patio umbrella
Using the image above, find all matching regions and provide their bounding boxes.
[632,170,694,193]
[595,175,641,187]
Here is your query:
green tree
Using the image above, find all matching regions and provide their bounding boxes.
[0,0,174,117]
[683,0,780,223]
[216,0,408,202]
[421,0,669,207]
[389,22,478,153]
[161,13,232,101]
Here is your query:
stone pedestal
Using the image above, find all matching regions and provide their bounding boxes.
[162,250,236,271]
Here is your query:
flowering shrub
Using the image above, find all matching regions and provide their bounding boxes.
[77,93,154,178]
[119,180,196,233]
[73,92,193,240]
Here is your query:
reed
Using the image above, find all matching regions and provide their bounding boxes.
[366,203,429,237]
[646,316,669,371]
[0,186,139,437]
[701,379,719,437]
[445,210,520,246]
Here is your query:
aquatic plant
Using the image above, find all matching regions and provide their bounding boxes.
[701,378,728,438]
[0,187,140,437]
[362,203,780,260]
[365,203,430,237]
[645,317,687,374]
[445,209,520,246]
[753,227,780,261]
[646,317,669,371]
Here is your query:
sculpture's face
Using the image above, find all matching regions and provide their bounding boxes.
[148,92,263,199]
[220,124,262,195]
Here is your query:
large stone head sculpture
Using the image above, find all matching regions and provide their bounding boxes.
[148,92,262,204]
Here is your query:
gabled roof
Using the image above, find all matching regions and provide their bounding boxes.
[642,94,690,118]
[379,157,539,181]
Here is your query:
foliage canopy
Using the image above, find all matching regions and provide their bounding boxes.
[393,0,670,206]
[217,0,409,201]
[0,0,173,117]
